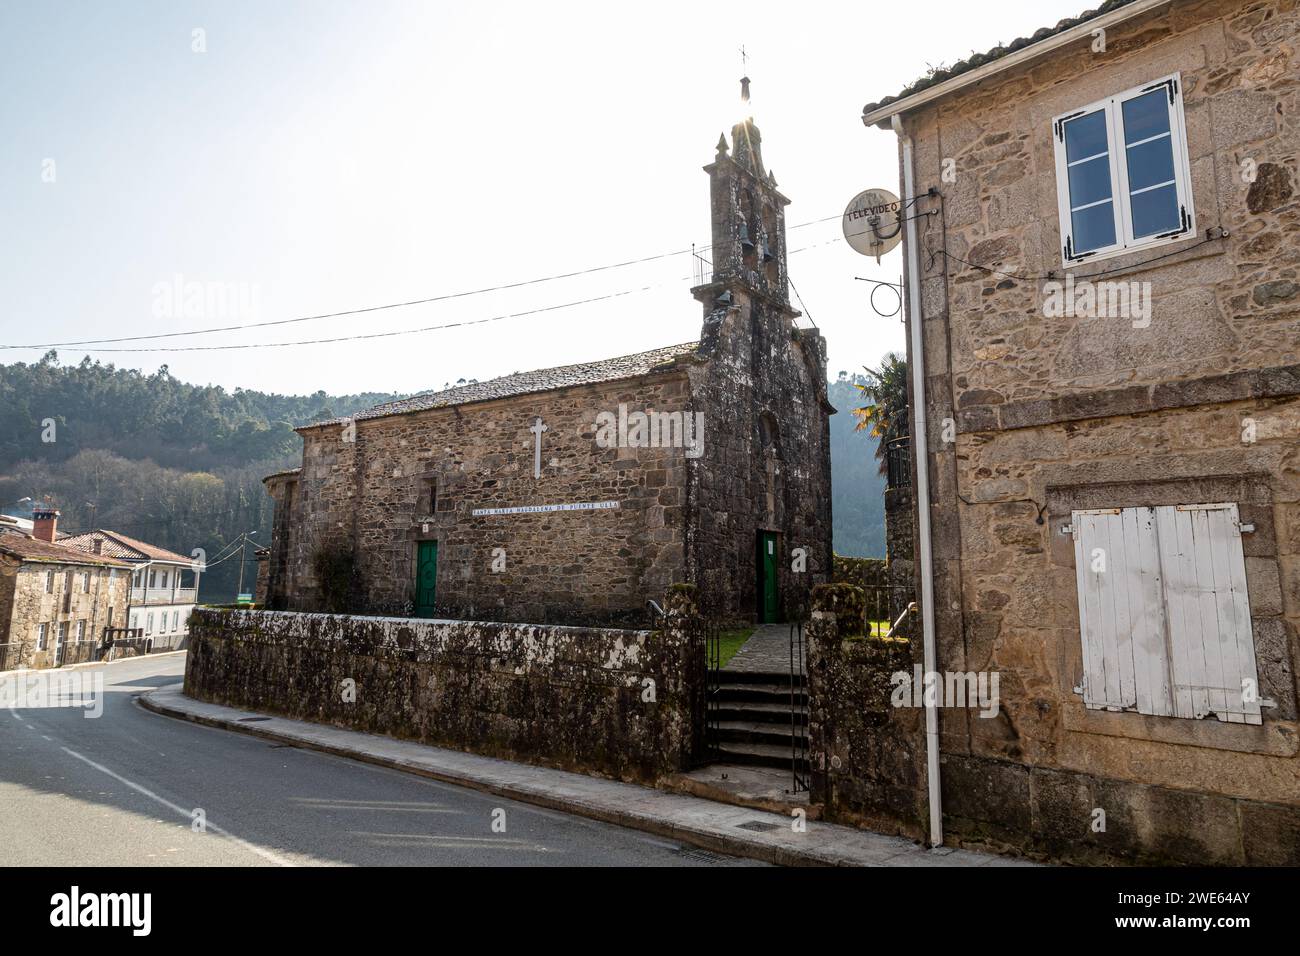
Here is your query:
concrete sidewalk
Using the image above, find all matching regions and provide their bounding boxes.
[140,684,1031,868]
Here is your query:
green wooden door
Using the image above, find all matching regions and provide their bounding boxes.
[415,541,438,618]
[758,531,779,623]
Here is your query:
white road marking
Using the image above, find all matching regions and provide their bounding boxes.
[59,745,294,867]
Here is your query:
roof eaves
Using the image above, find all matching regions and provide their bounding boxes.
[861,0,1171,128]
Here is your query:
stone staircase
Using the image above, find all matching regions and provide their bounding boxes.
[713,670,808,773]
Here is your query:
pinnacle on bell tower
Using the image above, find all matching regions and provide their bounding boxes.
[692,73,793,314]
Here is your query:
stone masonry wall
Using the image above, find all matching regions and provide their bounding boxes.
[805,591,928,841]
[184,607,705,783]
[687,294,834,620]
[0,559,129,670]
[278,371,694,626]
[889,0,1300,862]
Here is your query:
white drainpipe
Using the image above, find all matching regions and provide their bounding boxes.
[892,113,943,847]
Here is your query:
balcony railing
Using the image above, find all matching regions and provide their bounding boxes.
[885,436,912,490]
[130,587,197,606]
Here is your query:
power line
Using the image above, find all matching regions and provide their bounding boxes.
[45,285,660,354]
[19,236,857,355]
[2,213,845,351]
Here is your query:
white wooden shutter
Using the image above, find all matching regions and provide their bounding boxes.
[1072,503,1260,725]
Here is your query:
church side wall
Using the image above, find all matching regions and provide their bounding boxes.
[280,372,694,625]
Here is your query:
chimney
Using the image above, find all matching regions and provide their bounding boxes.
[31,507,58,543]
[93,538,103,555]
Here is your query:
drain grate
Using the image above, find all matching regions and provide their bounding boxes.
[673,845,735,864]
[238,716,271,722]
[735,819,782,832]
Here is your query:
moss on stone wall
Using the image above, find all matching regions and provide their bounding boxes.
[184,607,705,784]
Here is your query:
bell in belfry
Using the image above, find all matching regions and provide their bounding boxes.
[738,221,755,252]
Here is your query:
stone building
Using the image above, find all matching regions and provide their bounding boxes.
[861,0,1300,863]
[0,508,131,670]
[59,529,201,645]
[263,95,834,625]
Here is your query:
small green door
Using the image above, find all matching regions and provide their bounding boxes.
[757,531,779,623]
[415,541,438,618]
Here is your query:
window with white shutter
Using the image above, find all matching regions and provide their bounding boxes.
[1071,502,1261,725]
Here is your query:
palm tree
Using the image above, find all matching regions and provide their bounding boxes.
[850,353,909,475]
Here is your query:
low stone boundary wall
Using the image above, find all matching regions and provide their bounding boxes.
[805,585,928,840]
[184,605,705,784]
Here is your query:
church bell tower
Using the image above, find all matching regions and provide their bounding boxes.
[692,75,796,318]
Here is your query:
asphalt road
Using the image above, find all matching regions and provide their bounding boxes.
[1,654,760,867]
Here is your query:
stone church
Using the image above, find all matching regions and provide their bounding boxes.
[263,95,834,625]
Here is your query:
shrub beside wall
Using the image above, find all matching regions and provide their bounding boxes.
[184,607,705,783]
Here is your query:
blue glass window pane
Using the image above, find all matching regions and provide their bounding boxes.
[1121,90,1171,143]
[1064,110,1108,163]
[1072,201,1116,254]
[1126,136,1176,192]
[1068,155,1112,208]
[1130,183,1180,238]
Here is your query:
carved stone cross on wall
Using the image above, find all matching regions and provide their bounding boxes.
[529,417,548,479]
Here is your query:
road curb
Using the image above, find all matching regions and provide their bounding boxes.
[139,686,1020,869]
[3,650,188,678]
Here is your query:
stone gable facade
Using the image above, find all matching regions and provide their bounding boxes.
[0,537,130,670]
[871,0,1300,862]
[263,111,833,626]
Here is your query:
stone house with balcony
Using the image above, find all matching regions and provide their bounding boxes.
[0,508,131,670]
[59,529,201,647]
[860,0,1300,863]
[262,99,834,626]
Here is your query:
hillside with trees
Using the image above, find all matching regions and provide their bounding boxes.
[0,352,403,602]
[829,371,887,557]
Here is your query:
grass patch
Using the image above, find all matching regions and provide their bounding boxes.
[716,627,754,668]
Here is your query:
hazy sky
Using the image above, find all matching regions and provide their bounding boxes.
[1,0,1085,397]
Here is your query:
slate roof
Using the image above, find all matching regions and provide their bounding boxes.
[303,341,700,430]
[862,0,1144,120]
[58,529,192,565]
[0,531,132,568]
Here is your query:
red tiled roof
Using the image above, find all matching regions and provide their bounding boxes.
[57,529,192,565]
[0,532,132,568]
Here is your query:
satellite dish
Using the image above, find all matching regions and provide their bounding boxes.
[843,188,903,263]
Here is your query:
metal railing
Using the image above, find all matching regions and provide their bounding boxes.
[789,620,809,794]
[130,587,197,605]
[56,640,99,667]
[692,249,713,287]
[0,642,24,672]
[885,436,911,490]
[863,585,917,639]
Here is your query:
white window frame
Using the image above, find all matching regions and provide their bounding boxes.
[37,623,48,650]
[1052,73,1196,266]
[76,620,86,641]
